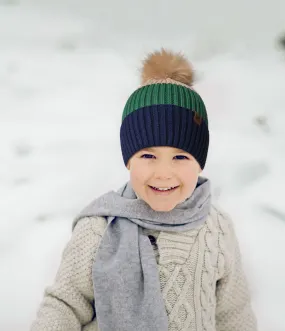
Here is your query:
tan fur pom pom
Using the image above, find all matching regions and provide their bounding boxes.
[141,48,194,86]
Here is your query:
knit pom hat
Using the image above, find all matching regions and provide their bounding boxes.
[120,48,209,170]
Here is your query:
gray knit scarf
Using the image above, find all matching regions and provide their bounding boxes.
[73,177,211,331]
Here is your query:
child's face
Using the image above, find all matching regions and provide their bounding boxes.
[127,146,202,212]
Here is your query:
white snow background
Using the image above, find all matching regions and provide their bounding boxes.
[1,0,285,330]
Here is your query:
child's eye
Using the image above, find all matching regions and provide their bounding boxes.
[174,155,189,160]
[141,154,155,159]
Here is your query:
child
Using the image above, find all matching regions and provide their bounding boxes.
[31,49,258,331]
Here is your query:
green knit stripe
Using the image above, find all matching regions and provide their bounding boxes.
[122,83,208,125]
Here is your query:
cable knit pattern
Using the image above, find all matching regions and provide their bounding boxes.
[31,206,257,331]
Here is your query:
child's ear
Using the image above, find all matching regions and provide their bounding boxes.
[127,161,130,170]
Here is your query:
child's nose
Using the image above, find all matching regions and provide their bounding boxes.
[153,163,173,179]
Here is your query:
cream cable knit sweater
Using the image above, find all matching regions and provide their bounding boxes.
[31,205,257,331]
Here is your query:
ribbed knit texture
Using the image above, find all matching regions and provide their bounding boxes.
[122,84,208,125]
[120,104,209,169]
[120,82,209,170]
[31,206,257,331]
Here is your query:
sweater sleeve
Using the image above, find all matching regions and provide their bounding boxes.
[30,216,106,331]
[215,212,258,331]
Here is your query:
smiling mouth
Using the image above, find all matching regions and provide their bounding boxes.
[149,185,179,192]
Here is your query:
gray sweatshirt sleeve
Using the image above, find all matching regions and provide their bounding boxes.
[215,212,258,331]
[30,217,106,331]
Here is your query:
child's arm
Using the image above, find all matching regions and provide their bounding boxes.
[31,217,105,331]
[215,212,258,331]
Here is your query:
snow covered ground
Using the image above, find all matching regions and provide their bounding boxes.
[1,1,285,330]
